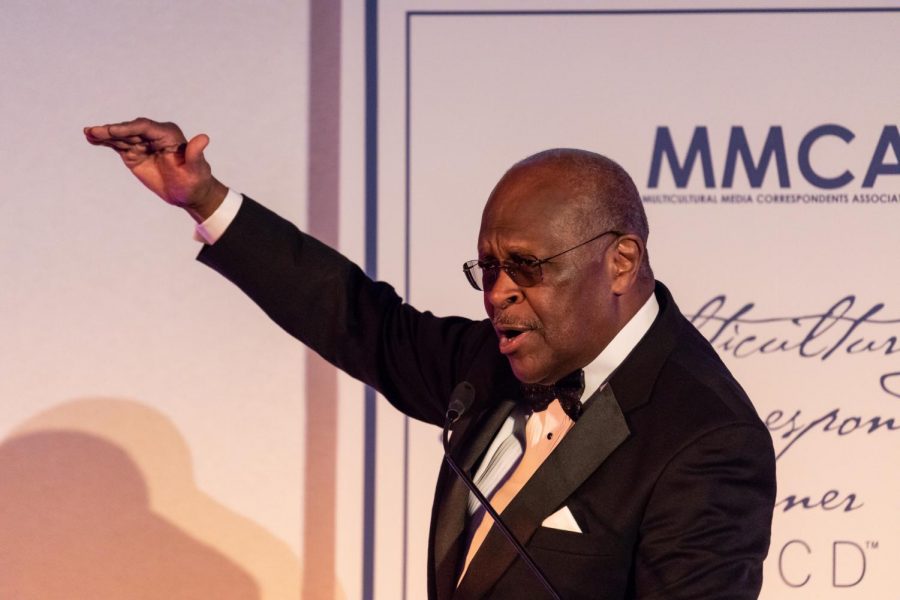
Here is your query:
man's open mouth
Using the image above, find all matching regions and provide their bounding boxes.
[496,326,533,354]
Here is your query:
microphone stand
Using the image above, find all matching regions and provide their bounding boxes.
[443,383,562,600]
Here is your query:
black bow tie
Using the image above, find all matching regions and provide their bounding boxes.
[520,369,585,421]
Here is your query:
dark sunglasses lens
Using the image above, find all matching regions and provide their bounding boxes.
[489,263,540,289]
[463,261,482,290]
[481,266,498,290]
[464,261,541,291]
[510,263,540,287]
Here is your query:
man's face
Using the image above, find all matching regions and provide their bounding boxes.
[477,164,619,385]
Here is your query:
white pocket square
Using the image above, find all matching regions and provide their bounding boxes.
[541,505,582,533]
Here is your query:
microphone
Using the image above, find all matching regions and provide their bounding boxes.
[442,382,562,600]
[446,381,475,425]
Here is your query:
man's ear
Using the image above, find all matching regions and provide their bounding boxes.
[608,235,644,295]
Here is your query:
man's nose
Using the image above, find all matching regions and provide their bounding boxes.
[486,269,522,309]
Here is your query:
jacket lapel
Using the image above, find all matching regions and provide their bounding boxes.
[454,385,630,599]
[432,398,518,600]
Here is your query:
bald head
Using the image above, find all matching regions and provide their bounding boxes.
[485,148,653,281]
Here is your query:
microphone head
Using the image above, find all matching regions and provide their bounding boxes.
[446,381,475,424]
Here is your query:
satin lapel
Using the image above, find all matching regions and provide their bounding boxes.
[608,281,682,413]
[432,399,517,600]
[454,386,629,599]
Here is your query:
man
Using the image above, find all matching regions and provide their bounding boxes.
[85,118,776,599]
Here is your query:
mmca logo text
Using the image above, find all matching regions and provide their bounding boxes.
[647,125,900,189]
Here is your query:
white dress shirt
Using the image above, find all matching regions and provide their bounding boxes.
[193,188,244,244]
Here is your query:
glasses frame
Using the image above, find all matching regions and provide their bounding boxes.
[463,229,623,291]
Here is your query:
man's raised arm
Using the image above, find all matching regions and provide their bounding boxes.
[84,117,228,222]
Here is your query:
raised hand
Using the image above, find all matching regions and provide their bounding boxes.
[84,118,227,222]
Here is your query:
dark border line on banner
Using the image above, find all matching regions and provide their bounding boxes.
[408,7,900,17]
[399,4,898,597]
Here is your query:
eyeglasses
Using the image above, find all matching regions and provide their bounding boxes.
[463,229,622,291]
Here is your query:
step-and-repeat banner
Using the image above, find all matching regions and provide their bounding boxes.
[364,3,898,598]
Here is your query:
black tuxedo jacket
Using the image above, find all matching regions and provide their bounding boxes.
[199,197,776,599]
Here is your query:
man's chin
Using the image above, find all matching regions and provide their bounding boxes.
[507,357,554,386]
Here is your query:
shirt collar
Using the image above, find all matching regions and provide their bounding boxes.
[582,291,660,400]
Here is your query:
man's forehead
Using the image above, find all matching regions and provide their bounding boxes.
[478,199,584,258]
[483,173,592,234]
[484,163,575,216]
[475,224,553,258]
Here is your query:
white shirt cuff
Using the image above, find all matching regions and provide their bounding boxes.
[193,188,243,244]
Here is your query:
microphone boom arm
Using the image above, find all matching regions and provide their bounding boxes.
[442,410,562,600]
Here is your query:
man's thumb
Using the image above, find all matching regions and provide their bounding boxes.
[184,134,210,166]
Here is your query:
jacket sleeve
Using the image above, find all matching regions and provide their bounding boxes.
[196,196,500,426]
[634,423,777,599]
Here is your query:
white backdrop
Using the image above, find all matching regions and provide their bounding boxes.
[1,1,308,598]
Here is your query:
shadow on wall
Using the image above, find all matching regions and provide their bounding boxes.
[0,398,301,600]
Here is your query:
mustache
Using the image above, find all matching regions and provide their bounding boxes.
[492,315,541,330]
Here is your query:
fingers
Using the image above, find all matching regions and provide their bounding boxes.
[120,147,151,168]
[84,133,151,161]
[83,126,106,145]
[84,117,199,173]
[83,121,138,143]
[108,117,180,140]
[104,139,150,152]
[83,117,186,148]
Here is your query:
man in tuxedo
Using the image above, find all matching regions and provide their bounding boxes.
[85,118,776,599]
